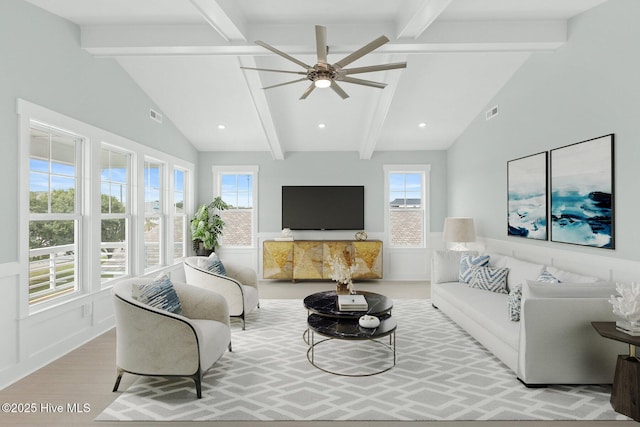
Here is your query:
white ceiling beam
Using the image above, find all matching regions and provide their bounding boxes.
[189,0,246,42]
[237,56,285,160]
[397,0,454,39]
[359,55,406,160]
[81,20,567,57]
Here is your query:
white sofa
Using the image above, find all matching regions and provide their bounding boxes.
[431,250,627,386]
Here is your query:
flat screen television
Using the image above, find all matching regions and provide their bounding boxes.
[282,185,364,230]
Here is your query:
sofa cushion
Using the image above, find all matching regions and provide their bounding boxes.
[459,254,490,283]
[469,266,509,294]
[433,282,520,351]
[544,266,599,284]
[132,274,183,315]
[504,257,545,291]
[431,250,478,284]
[523,280,615,299]
[485,252,508,269]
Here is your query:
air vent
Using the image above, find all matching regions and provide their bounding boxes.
[486,105,499,121]
[149,108,163,124]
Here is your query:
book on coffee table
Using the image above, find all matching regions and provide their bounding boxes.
[338,294,368,311]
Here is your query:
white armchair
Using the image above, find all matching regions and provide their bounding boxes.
[183,256,259,330]
[112,278,231,398]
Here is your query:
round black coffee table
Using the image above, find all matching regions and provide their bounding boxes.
[303,290,396,376]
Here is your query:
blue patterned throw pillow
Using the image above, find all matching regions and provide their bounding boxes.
[508,285,523,321]
[469,267,510,294]
[459,254,490,283]
[132,274,183,315]
[202,252,227,276]
[537,270,561,283]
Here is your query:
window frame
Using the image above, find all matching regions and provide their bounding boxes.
[383,164,431,249]
[170,166,189,261]
[212,165,259,249]
[26,122,84,306]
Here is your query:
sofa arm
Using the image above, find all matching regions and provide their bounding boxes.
[174,282,230,326]
[518,297,627,385]
[225,262,258,289]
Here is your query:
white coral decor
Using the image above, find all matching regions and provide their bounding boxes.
[609,282,640,323]
[329,255,356,291]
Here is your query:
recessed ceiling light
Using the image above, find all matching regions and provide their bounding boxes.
[318,123,326,129]
[217,124,226,130]
[418,122,427,128]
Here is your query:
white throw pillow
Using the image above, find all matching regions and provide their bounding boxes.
[484,252,508,269]
[544,266,600,284]
[504,257,545,291]
[431,250,477,284]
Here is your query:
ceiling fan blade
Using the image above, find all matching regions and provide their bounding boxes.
[339,76,387,89]
[315,25,328,66]
[333,35,389,69]
[343,62,407,75]
[299,83,316,100]
[255,40,311,70]
[240,66,307,75]
[330,81,350,99]
[263,78,308,90]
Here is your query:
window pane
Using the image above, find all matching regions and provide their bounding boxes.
[144,216,161,269]
[174,169,185,214]
[101,218,127,281]
[220,210,252,247]
[173,216,185,258]
[390,210,424,247]
[50,188,75,214]
[29,219,77,304]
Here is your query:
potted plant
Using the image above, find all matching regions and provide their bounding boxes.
[190,196,229,256]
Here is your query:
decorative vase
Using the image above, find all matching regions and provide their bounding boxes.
[336,282,350,295]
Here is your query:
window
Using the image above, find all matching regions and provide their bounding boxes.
[19,100,195,312]
[214,166,258,248]
[144,160,163,270]
[172,168,187,259]
[385,165,430,248]
[28,124,82,304]
[100,146,130,283]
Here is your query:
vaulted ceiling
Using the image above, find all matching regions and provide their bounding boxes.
[24,0,608,160]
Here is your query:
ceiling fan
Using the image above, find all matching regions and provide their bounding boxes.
[240,25,407,100]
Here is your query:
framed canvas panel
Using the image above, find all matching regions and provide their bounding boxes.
[550,134,614,249]
[507,152,548,240]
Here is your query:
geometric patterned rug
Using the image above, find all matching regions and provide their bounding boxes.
[96,299,629,422]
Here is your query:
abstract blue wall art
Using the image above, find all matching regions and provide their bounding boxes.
[507,152,548,240]
[550,134,614,249]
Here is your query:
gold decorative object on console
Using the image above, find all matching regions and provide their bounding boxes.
[355,231,368,241]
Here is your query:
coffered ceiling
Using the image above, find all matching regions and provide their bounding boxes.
[23,0,608,160]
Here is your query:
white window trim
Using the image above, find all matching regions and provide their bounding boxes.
[383,164,431,249]
[212,165,259,249]
[17,99,194,317]
[169,166,189,262]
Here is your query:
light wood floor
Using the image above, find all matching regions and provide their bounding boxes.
[0,281,632,426]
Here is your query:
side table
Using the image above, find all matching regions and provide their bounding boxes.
[592,321,640,421]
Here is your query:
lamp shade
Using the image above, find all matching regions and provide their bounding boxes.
[443,217,476,243]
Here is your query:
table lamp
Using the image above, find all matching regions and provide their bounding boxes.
[443,217,476,251]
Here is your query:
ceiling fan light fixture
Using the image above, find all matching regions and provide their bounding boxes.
[314,77,331,89]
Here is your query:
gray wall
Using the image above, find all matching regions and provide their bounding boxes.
[0,0,197,263]
[197,150,448,234]
[447,0,640,261]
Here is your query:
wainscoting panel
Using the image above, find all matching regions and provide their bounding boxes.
[0,264,19,385]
